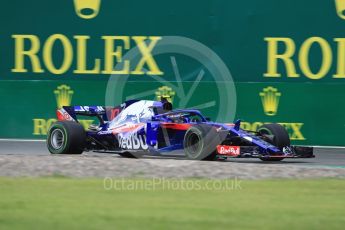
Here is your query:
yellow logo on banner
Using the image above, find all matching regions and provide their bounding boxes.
[73,0,101,19]
[241,122,306,140]
[155,86,176,103]
[252,87,306,140]
[335,0,345,19]
[54,85,74,109]
[33,85,94,135]
[259,87,281,116]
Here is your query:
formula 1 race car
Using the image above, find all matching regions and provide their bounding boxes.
[47,100,314,161]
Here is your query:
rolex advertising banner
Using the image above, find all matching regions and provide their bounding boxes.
[1,0,345,146]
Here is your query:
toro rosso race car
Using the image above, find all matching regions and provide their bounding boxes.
[47,100,314,161]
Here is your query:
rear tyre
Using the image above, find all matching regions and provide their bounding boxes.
[183,124,223,160]
[47,121,86,154]
[257,123,290,161]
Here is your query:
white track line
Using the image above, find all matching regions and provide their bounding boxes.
[0,139,46,142]
[312,145,345,149]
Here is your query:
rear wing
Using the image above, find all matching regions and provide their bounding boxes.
[55,100,143,123]
[56,106,122,124]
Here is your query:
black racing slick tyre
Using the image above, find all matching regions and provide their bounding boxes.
[257,123,290,161]
[183,124,224,160]
[47,121,86,154]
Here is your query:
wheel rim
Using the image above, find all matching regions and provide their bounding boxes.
[258,127,272,135]
[50,129,65,150]
[186,132,202,157]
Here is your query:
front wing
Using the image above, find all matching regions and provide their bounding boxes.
[216,145,314,159]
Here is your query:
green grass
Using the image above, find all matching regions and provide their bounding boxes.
[0,177,345,230]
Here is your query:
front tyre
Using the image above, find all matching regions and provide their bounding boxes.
[47,121,86,154]
[257,123,290,162]
[183,124,223,160]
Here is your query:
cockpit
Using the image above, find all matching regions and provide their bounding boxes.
[152,110,208,123]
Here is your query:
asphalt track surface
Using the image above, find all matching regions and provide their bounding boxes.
[1,139,345,179]
[0,139,344,167]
